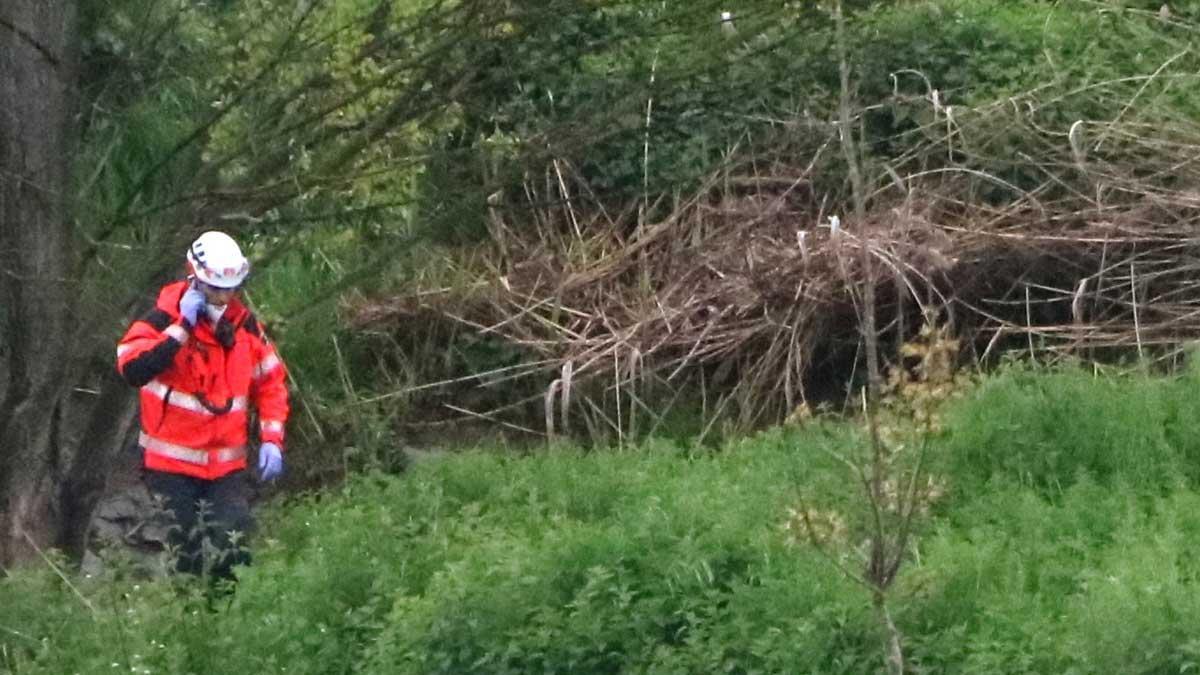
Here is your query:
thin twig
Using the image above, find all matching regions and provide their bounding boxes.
[1131,262,1144,360]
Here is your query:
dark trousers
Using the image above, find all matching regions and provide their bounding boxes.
[144,469,254,581]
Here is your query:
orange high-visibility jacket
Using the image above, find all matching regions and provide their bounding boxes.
[116,280,289,480]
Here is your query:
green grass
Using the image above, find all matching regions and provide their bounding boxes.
[7,366,1200,673]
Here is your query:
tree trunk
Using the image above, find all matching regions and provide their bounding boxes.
[56,373,140,559]
[0,0,79,567]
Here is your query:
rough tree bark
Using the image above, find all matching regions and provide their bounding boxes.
[0,0,79,567]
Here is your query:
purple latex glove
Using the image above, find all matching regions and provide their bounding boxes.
[258,442,283,481]
[179,284,206,327]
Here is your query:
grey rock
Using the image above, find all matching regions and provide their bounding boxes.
[81,549,105,578]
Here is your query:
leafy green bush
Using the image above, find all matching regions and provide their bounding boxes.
[418,0,1200,220]
[939,364,1200,496]
[9,367,1200,671]
[1,435,877,674]
[905,480,1200,674]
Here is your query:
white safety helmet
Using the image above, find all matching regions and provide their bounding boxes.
[186,231,250,288]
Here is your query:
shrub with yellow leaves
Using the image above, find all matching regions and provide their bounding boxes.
[882,320,973,436]
[786,317,965,590]
[782,506,848,548]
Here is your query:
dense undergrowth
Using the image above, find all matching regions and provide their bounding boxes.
[6,364,1200,674]
[309,0,1200,464]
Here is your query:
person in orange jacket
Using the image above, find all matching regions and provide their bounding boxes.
[116,231,289,580]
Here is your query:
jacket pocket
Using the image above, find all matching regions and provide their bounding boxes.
[139,386,165,434]
[156,386,174,432]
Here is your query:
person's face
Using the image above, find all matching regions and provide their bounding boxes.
[198,281,239,307]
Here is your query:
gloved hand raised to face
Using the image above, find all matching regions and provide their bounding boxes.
[179,283,206,328]
[258,442,283,482]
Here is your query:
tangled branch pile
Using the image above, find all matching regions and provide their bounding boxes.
[355,76,1200,431]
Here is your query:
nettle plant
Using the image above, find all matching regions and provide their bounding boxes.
[786,317,968,674]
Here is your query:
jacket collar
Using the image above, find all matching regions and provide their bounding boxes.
[156,280,249,345]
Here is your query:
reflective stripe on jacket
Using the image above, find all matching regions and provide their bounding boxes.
[116,280,290,480]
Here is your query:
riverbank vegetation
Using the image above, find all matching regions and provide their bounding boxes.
[7,0,1200,671]
[7,364,1200,673]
